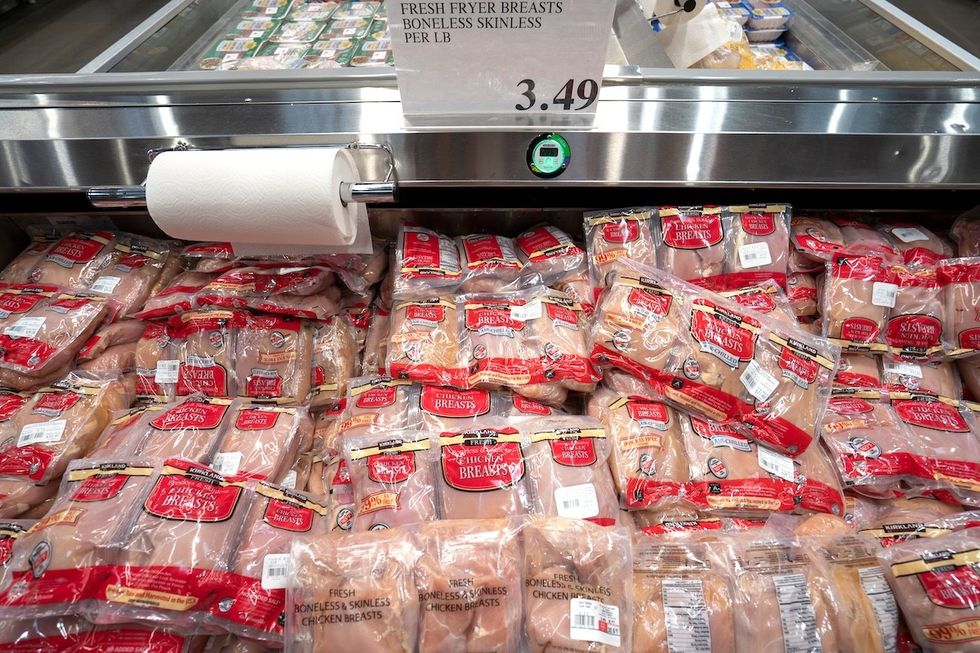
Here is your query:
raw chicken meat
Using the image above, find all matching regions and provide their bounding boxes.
[206,481,330,643]
[309,317,356,409]
[414,519,522,653]
[729,537,840,653]
[524,416,621,526]
[0,615,92,650]
[858,498,972,548]
[720,280,796,324]
[394,224,462,294]
[234,315,312,402]
[457,234,523,292]
[514,224,587,285]
[584,208,657,287]
[361,303,390,376]
[343,431,437,531]
[834,354,881,389]
[0,479,58,519]
[387,296,464,387]
[336,376,418,438]
[790,215,844,263]
[436,424,529,519]
[656,206,727,284]
[951,210,980,257]
[522,518,633,653]
[724,204,791,289]
[938,258,980,356]
[0,372,131,484]
[881,360,961,398]
[212,403,311,482]
[102,458,251,630]
[287,529,419,653]
[586,386,686,510]
[76,320,146,363]
[824,250,895,353]
[886,266,946,362]
[631,536,735,653]
[526,289,600,394]
[134,271,216,321]
[786,272,818,317]
[553,271,597,314]
[959,357,980,401]
[86,235,173,320]
[28,231,117,289]
[877,528,980,652]
[135,321,177,402]
[77,342,136,373]
[0,237,58,284]
[462,293,535,394]
[833,218,897,256]
[0,459,157,619]
[172,310,248,397]
[879,222,951,266]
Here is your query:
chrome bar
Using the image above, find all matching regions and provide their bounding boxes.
[341,182,398,205]
[88,181,395,208]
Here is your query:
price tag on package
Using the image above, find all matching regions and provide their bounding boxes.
[387,1,616,117]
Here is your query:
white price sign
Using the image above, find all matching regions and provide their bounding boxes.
[387,1,615,116]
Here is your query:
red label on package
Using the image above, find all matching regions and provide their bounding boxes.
[661,213,724,249]
[150,401,228,431]
[512,395,551,415]
[176,362,228,396]
[626,400,669,426]
[144,471,242,521]
[690,306,757,364]
[245,372,284,398]
[690,416,742,439]
[465,306,523,333]
[778,348,819,387]
[917,563,980,609]
[0,292,46,315]
[628,287,672,317]
[740,212,776,236]
[263,496,315,532]
[73,473,131,502]
[32,391,82,417]
[366,450,416,484]
[0,446,56,481]
[356,385,396,408]
[958,328,980,351]
[829,396,875,415]
[887,316,942,350]
[441,430,524,492]
[420,386,491,418]
[840,317,881,343]
[894,401,969,433]
[331,458,350,487]
[46,235,106,266]
[732,290,777,314]
[548,437,598,467]
[0,394,27,422]
[517,226,577,261]
[406,304,445,324]
[235,408,280,431]
[403,231,445,268]
[602,221,639,243]
[462,235,518,267]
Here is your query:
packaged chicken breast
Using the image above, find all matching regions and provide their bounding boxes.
[134,271,217,321]
[0,519,31,569]
[456,233,523,292]
[206,482,330,644]
[790,215,845,263]
[824,249,897,353]
[885,265,947,363]
[234,314,312,402]
[682,415,845,517]
[418,385,499,432]
[287,529,420,653]
[514,224,587,285]
[938,258,980,358]
[323,434,354,533]
[76,319,146,364]
[584,207,657,288]
[436,423,530,519]
[786,272,819,317]
[858,499,976,548]
[171,310,249,398]
[0,291,109,389]
[0,459,157,620]
[309,317,357,409]
[727,535,840,653]
[719,279,797,325]
[524,416,621,526]
[336,376,419,438]
[0,478,58,520]
[722,204,791,290]
[134,321,178,402]
[879,222,951,267]
[586,386,686,511]
[97,458,251,630]
[834,218,898,255]
[881,360,961,399]
[654,206,728,286]
[343,431,437,531]
[462,291,540,395]
[0,229,62,284]
[361,301,390,376]
[394,223,462,295]
[27,231,117,290]
[960,357,980,402]
[877,528,980,652]
[212,403,311,483]
[387,295,466,387]
[0,616,93,651]
[631,535,736,653]
[197,266,342,321]
[0,371,132,484]
[820,394,925,499]
[522,517,633,653]
[526,288,601,394]
[951,210,980,258]
[834,354,882,389]
[86,235,173,321]
[553,270,597,315]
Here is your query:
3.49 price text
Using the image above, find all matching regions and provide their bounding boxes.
[515,79,599,111]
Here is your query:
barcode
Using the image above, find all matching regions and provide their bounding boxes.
[266,566,287,578]
[261,553,291,590]
[562,499,581,510]
[3,317,45,339]
[573,614,596,628]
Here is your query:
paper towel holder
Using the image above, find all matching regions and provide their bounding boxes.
[87,141,398,209]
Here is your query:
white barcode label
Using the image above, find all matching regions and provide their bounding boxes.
[343,27,357,36]
[265,6,277,13]
[3,317,45,339]
[185,355,215,367]
[569,597,621,647]
[758,446,797,482]
[554,483,599,519]
[859,566,898,653]
[872,282,898,308]
[741,360,779,402]
[372,51,387,60]
[884,362,922,378]
[222,54,241,62]
[155,360,180,383]
[18,419,67,446]
[212,451,243,477]
[663,578,712,652]
[261,553,290,589]
[738,242,773,269]
[773,573,822,653]
[511,299,542,322]
[89,276,121,294]
[281,470,298,490]
[891,227,927,243]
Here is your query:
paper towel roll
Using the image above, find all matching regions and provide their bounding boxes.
[146,148,372,252]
